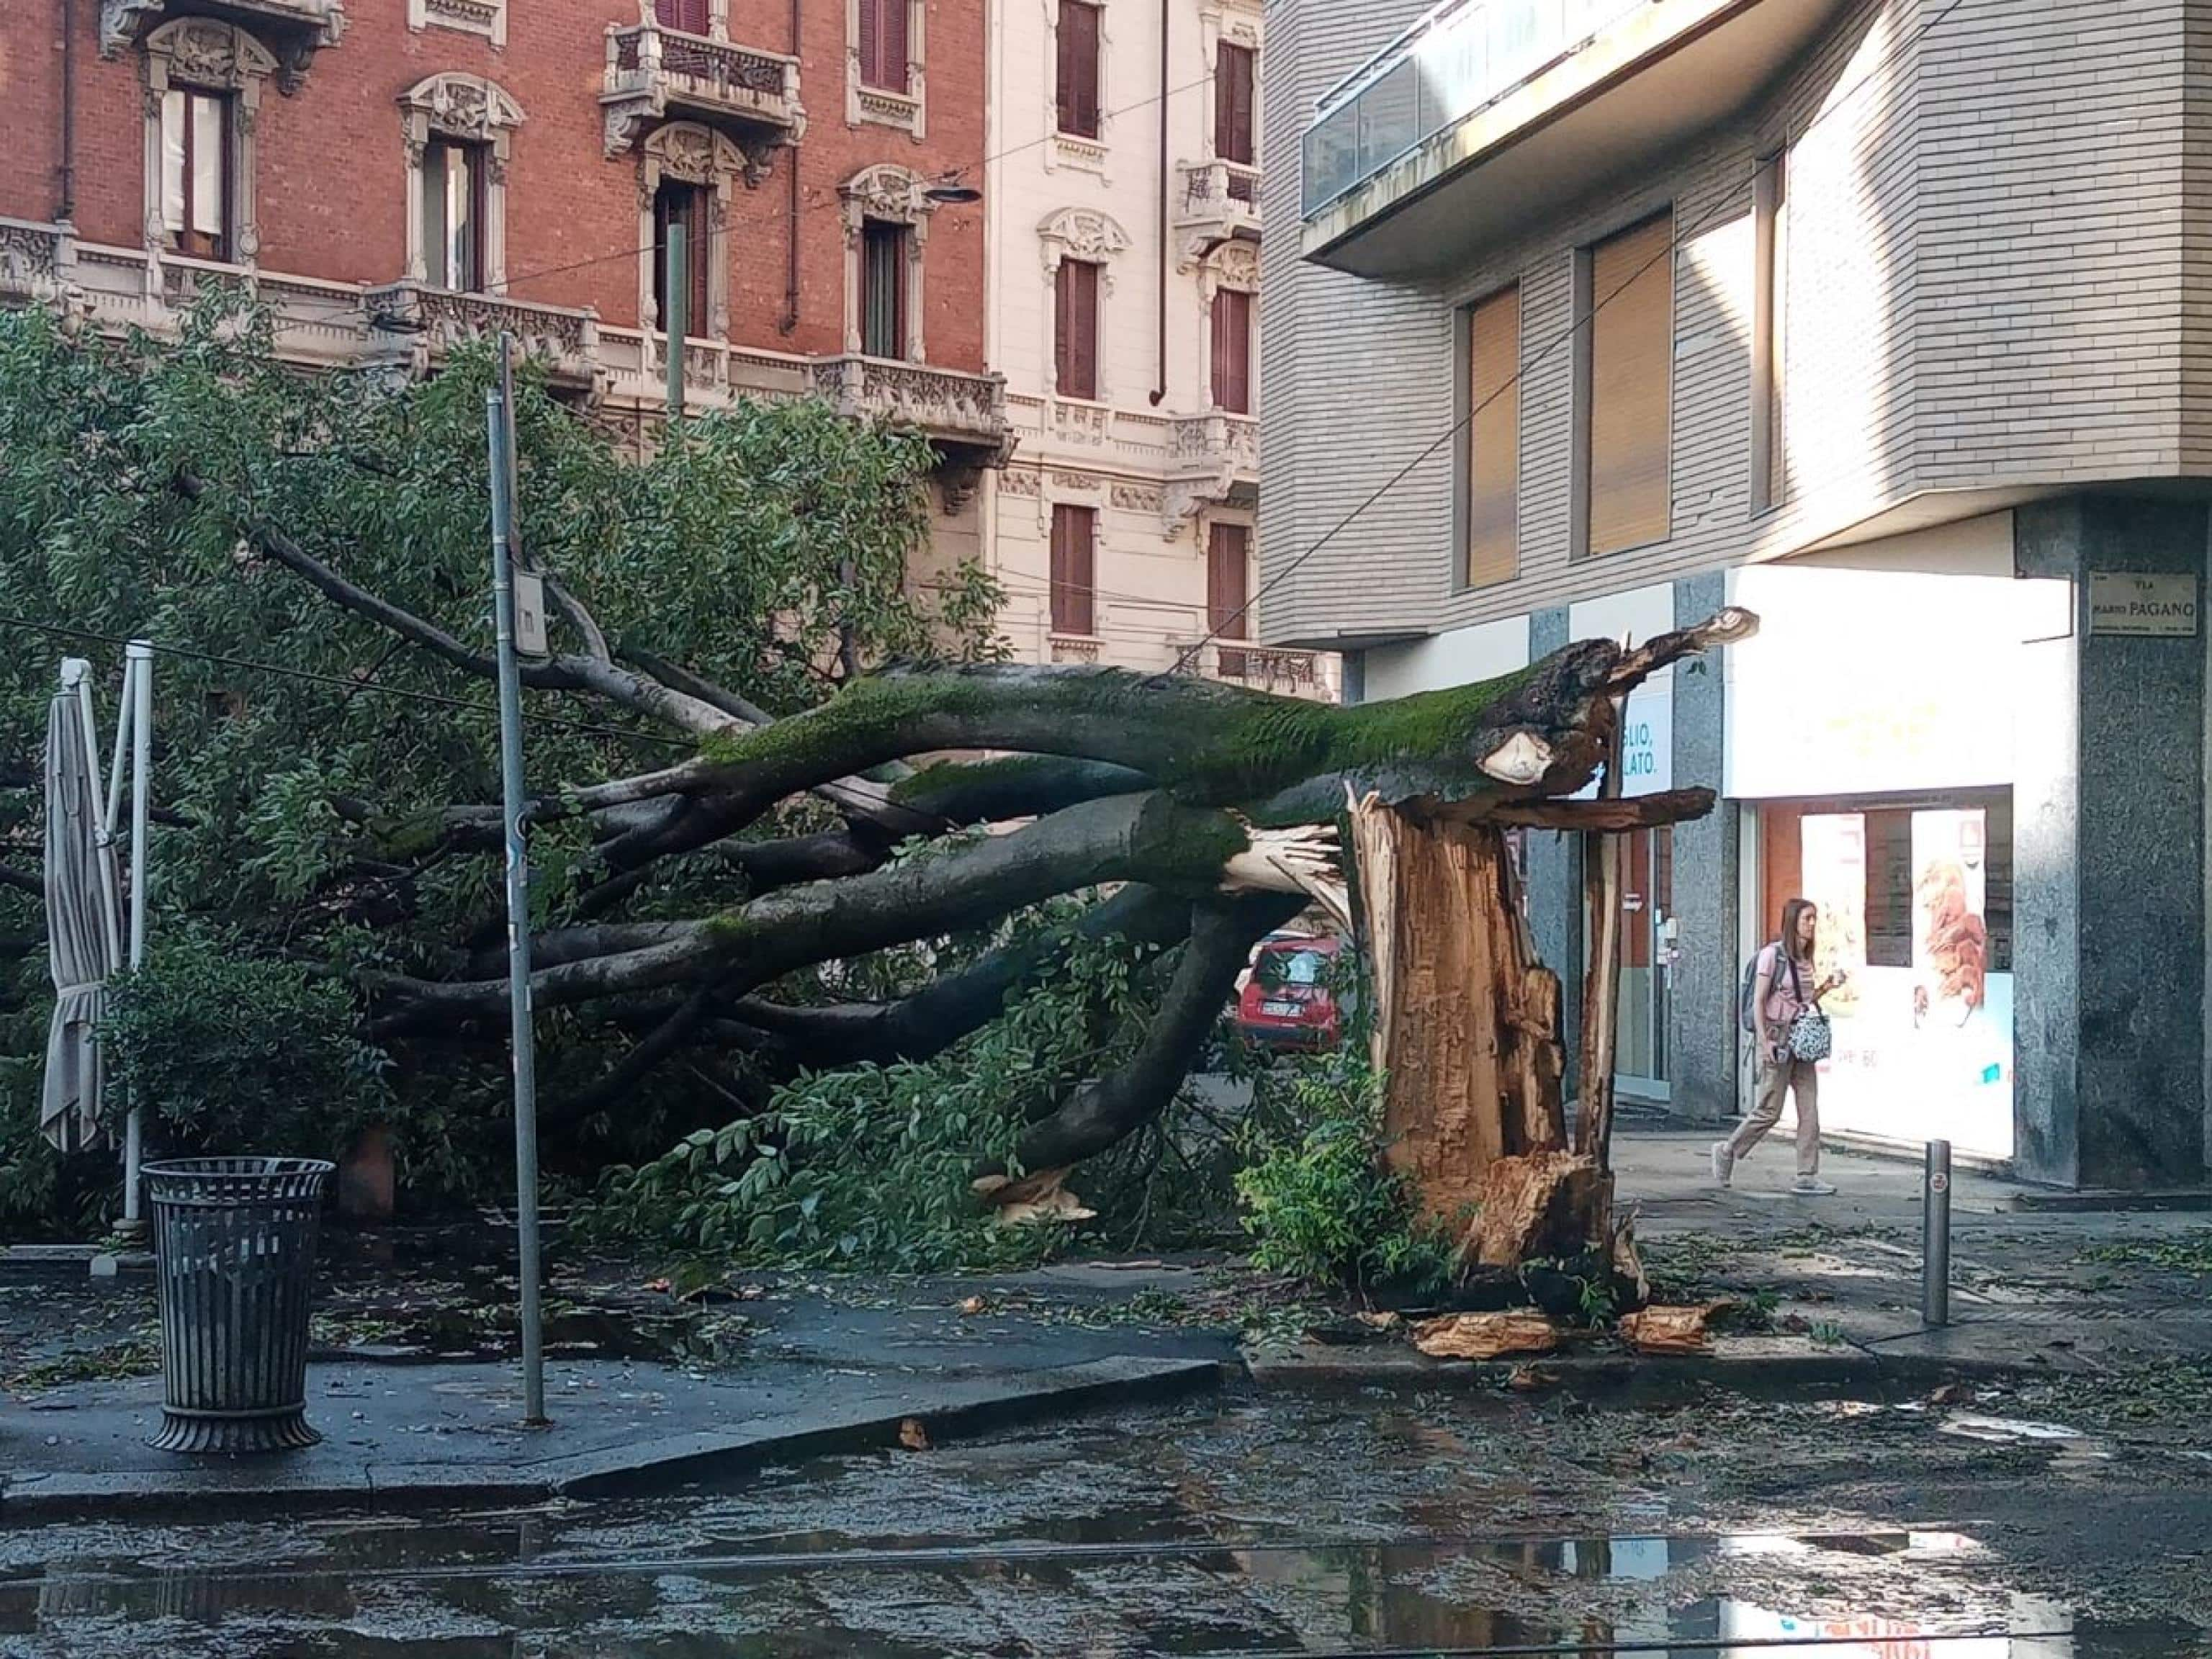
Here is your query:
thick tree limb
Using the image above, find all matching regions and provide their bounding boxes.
[1000,894,1301,1174]
[731,884,1195,1067]
[368,791,1254,1033]
[1480,788,1717,832]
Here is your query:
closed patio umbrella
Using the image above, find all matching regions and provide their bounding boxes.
[40,659,123,1153]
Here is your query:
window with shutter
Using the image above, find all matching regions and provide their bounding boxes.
[1581,212,1673,559]
[862,219,909,358]
[655,0,711,32]
[653,180,712,336]
[161,89,232,262]
[1210,288,1251,413]
[1051,505,1097,637]
[1056,1,1101,138]
[1207,521,1250,678]
[1215,45,1255,165]
[1462,285,1519,588]
[1054,259,1100,400]
[859,0,910,92]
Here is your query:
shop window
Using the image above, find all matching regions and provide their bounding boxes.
[1863,808,1913,968]
[1576,211,1673,559]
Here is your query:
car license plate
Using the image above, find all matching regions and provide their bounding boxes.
[1261,1000,1300,1017]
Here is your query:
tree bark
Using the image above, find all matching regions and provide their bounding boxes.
[732,884,1195,1067]
[1350,798,1567,1228]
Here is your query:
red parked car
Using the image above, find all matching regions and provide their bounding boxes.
[1235,935,1348,1051]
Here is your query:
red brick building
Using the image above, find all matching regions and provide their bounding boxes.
[0,0,1006,553]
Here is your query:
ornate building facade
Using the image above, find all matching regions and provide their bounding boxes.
[0,0,1007,567]
[980,0,1334,697]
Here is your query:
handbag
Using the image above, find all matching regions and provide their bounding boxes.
[1784,953,1832,1063]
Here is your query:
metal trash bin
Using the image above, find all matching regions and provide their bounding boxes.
[144,1156,335,1453]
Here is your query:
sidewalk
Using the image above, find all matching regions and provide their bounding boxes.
[0,1259,1239,1523]
[1618,1128,2212,1372]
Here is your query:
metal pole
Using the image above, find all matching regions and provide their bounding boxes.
[664,220,686,421]
[1923,1138,1952,1329]
[121,639,151,1229]
[487,367,546,1424]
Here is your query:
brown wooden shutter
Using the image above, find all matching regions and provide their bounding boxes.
[1210,289,1251,413]
[1051,504,1096,636]
[1215,45,1256,165]
[657,0,709,32]
[1208,521,1250,678]
[1057,1,1100,137]
[1585,212,1673,558]
[1056,260,1098,399]
[1464,285,1519,588]
[881,0,909,92]
[858,0,880,86]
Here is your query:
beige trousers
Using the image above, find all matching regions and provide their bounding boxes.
[1728,1051,1821,1176]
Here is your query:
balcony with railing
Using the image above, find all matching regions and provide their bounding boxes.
[100,0,345,73]
[602,22,804,156]
[363,282,599,390]
[1301,0,1852,277]
[1172,639,1337,701]
[1176,159,1264,257]
[809,355,1012,468]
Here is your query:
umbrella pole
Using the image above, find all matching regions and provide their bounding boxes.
[120,641,153,1235]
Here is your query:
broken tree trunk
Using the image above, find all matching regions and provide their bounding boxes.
[1574,687,1628,1163]
[1349,794,1568,1228]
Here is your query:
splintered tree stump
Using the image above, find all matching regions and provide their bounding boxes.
[1470,1150,1610,1269]
[1349,799,1568,1228]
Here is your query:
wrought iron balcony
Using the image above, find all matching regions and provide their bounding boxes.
[1172,640,1336,700]
[603,22,804,161]
[100,0,345,84]
[1176,159,1263,258]
[362,282,599,391]
[809,354,1013,468]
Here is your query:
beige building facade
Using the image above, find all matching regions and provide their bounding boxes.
[981,0,1336,698]
[1267,0,2212,1189]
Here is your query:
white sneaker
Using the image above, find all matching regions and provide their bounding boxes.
[1710,1141,1735,1188]
[1791,1176,1837,1196]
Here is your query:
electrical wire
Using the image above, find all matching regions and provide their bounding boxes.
[1157,0,1975,681]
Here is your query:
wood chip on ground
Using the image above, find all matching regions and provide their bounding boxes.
[1411,1310,1561,1361]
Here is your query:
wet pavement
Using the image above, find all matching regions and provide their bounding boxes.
[5,1377,2210,1656]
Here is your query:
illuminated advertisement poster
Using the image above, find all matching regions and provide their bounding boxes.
[1788,809,2013,1159]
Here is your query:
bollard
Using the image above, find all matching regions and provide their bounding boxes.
[1923,1138,1952,1329]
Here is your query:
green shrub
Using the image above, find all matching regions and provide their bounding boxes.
[1232,1045,1451,1294]
[102,932,392,1161]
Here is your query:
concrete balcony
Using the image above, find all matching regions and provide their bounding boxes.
[809,354,1014,475]
[602,22,804,162]
[1163,412,1259,530]
[0,219,72,306]
[362,282,600,391]
[1301,0,1851,278]
[100,0,344,83]
[1176,159,1264,260]
[1172,639,1338,701]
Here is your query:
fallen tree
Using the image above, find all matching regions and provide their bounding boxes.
[0,295,1753,1269]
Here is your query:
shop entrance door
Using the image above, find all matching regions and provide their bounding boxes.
[1592,827,1672,1101]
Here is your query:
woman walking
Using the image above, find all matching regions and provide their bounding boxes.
[1714,898,1843,1195]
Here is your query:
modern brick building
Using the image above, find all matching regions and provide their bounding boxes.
[1266,0,2212,1187]
[0,0,1008,566]
[979,0,1335,696]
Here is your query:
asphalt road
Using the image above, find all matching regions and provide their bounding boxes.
[5,1372,2211,1657]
